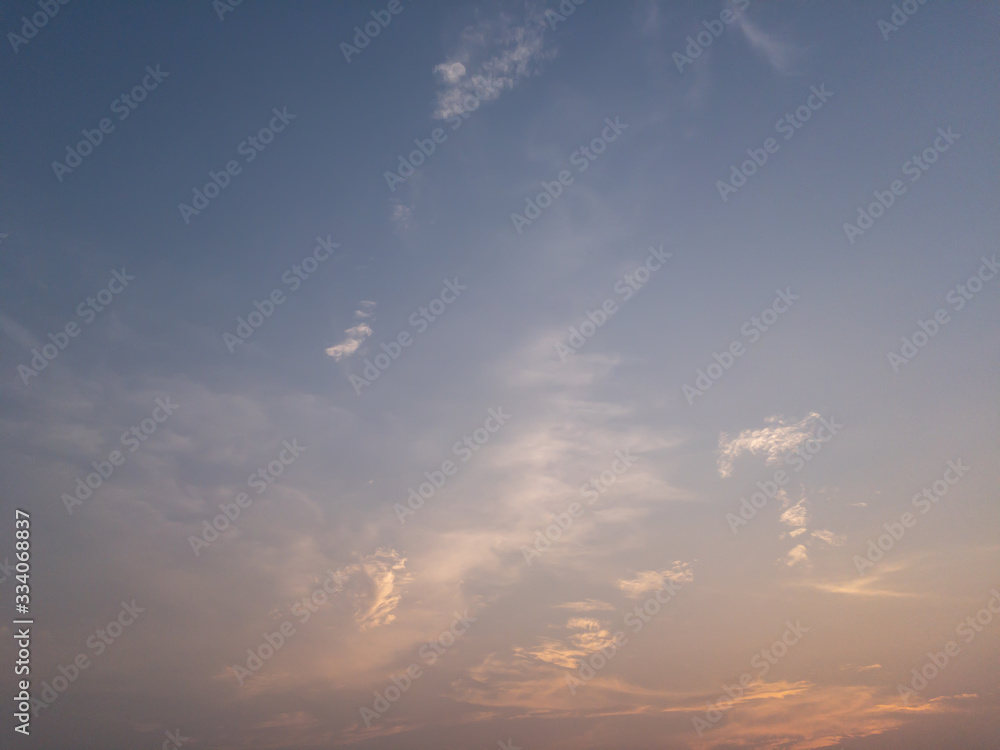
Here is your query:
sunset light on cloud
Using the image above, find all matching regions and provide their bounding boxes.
[1,1,998,749]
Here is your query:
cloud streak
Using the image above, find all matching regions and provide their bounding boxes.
[432,4,554,120]
[616,561,693,598]
[732,7,801,74]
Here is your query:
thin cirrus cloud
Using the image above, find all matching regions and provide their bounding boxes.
[553,599,615,612]
[4,3,997,748]
[732,6,802,74]
[325,301,376,360]
[616,561,694,597]
[432,3,553,120]
[811,528,846,546]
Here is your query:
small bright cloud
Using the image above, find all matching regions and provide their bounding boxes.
[616,561,693,598]
[434,61,466,84]
[784,544,810,568]
[350,549,410,631]
[812,529,846,546]
[780,499,808,530]
[718,413,821,477]
[325,305,375,361]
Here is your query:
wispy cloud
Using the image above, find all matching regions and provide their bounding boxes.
[783,543,810,568]
[517,614,619,670]
[780,497,808,531]
[432,4,554,120]
[777,493,845,565]
[811,528,846,546]
[348,548,411,631]
[616,561,693,598]
[391,203,414,231]
[325,302,376,360]
[805,561,925,598]
[732,7,801,74]
[0,312,40,350]
[553,599,615,612]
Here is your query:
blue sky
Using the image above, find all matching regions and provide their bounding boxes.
[1,1,999,748]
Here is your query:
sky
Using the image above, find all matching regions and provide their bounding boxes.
[1,1,998,748]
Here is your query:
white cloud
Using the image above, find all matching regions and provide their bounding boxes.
[432,6,554,120]
[717,412,821,478]
[773,490,846,561]
[783,544,810,568]
[780,499,808,530]
[325,304,376,360]
[434,61,466,84]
